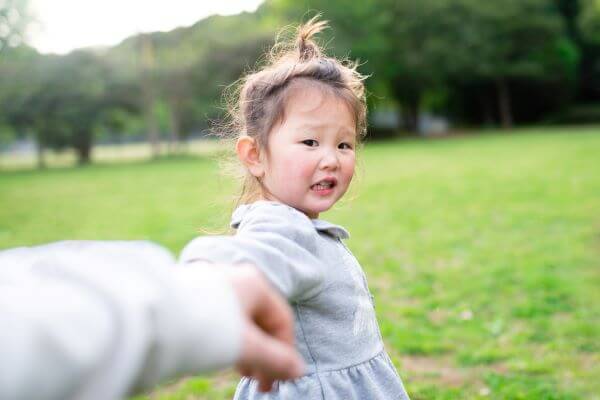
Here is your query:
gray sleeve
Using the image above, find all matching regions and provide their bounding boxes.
[179,204,324,302]
[0,241,242,400]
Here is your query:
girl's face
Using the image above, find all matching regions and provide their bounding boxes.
[260,86,356,219]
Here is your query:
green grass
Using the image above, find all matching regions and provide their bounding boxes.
[1,127,599,399]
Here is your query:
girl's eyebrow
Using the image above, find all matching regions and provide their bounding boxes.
[339,127,356,137]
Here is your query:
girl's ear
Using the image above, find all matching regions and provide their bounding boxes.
[236,136,265,178]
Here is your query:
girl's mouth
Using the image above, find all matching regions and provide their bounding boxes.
[310,178,337,195]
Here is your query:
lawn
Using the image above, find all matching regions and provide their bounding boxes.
[1,127,599,399]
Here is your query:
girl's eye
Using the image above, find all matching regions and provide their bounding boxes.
[339,142,354,150]
[302,139,319,147]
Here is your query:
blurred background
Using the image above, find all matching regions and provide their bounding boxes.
[0,0,599,166]
[1,1,599,399]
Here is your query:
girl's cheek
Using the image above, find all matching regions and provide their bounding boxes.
[344,157,356,179]
[303,155,322,179]
[286,151,315,178]
[278,154,311,180]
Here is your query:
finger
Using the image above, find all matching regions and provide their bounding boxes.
[247,324,305,381]
[237,365,251,377]
[236,321,304,382]
[257,374,275,393]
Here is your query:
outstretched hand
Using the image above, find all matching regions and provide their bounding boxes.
[227,265,304,392]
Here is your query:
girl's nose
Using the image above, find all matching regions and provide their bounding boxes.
[319,148,340,170]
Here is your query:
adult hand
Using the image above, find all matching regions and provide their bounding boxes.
[227,265,305,392]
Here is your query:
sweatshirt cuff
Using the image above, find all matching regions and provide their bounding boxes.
[171,267,243,374]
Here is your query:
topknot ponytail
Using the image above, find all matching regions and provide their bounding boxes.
[296,16,327,61]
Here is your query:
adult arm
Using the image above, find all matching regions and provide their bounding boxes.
[0,241,301,400]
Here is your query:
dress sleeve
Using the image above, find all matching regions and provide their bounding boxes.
[179,203,324,302]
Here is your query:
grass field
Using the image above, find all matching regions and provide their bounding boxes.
[1,127,599,399]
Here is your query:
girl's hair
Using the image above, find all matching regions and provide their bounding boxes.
[222,15,367,206]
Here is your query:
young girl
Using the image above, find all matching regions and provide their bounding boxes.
[179,17,410,400]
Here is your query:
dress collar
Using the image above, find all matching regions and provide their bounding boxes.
[310,219,350,240]
[230,201,350,240]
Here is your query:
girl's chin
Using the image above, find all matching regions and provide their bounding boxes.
[302,202,336,218]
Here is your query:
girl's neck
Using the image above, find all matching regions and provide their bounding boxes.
[256,195,319,220]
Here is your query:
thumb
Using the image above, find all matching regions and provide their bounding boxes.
[237,322,304,390]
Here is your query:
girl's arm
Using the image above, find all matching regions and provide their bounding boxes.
[179,202,324,303]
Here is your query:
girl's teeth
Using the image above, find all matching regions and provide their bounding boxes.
[314,182,332,190]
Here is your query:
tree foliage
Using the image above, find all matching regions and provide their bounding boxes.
[0,0,599,167]
[1,50,138,165]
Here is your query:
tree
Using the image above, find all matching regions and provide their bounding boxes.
[264,0,579,130]
[580,0,600,44]
[364,0,577,129]
[578,0,600,100]
[155,66,195,153]
[0,45,46,166]
[0,0,30,54]
[467,1,578,127]
[261,0,474,131]
[143,28,276,152]
[18,52,139,165]
[186,33,275,131]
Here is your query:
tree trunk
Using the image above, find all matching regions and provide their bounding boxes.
[74,132,93,165]
[392,79,421,134]
[403,101,420,133]
[168,100,181,155]
[145,107,161,158]
[77,145,91,165]
[141,34,160,158]
[496,78,513,129]
[36,139,45,169]
[482,93,494,126]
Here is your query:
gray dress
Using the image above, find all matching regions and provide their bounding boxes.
[179,201,410,400]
